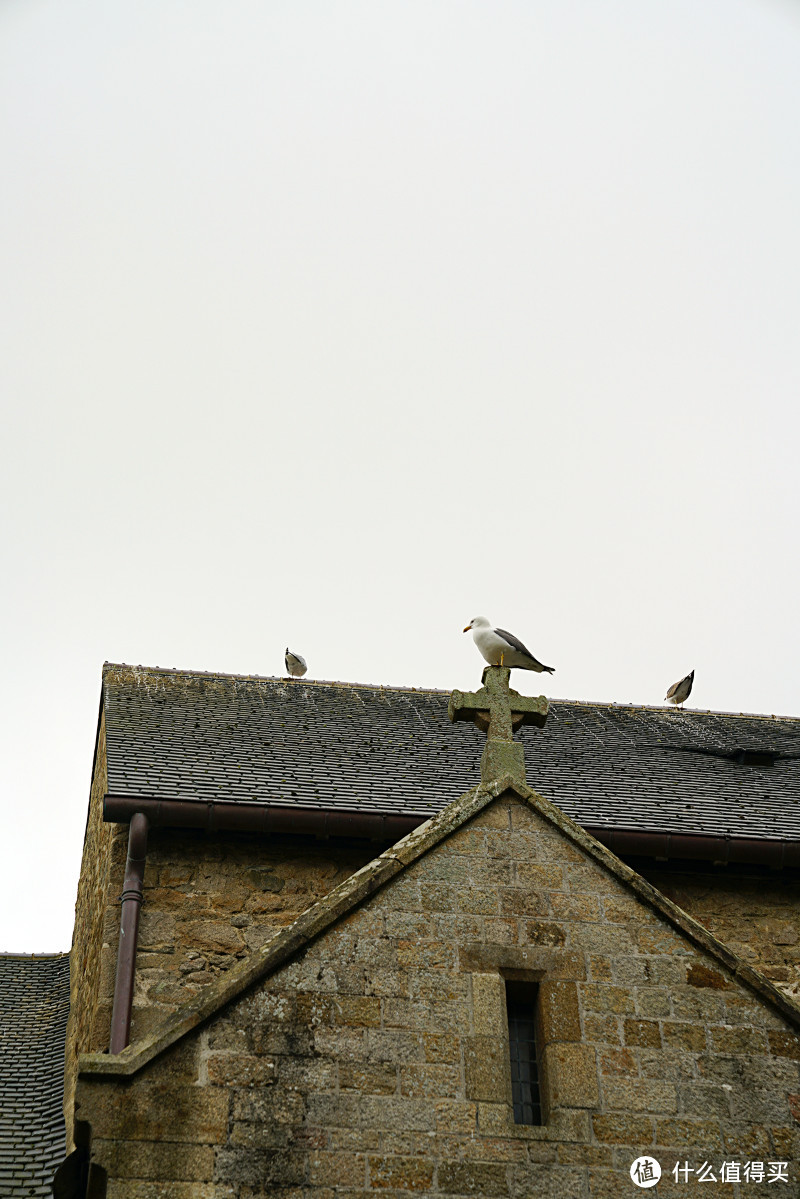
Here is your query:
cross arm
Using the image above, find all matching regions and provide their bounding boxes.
[448,687,488,725]
[448,666,548,738]
[449,690,548,728]
[508,692,549,729]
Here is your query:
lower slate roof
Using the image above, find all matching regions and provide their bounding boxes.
[102,664,800,843]
[0,954,69,1196]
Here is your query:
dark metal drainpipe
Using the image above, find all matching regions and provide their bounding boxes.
[109,811,149,1054]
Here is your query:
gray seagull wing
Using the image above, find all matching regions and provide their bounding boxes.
[666,673,692,700]
[494,627,537,660]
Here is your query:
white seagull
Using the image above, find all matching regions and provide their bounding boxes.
[665,669,694,706]
[285,648,308,678]
[463,616,555,674]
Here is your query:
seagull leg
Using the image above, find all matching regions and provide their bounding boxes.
[500,652,505,667]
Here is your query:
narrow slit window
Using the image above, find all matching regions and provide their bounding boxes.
[505,980,542,1126]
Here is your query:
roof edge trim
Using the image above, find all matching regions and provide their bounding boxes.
[104,795,423,841]
[105,795,800,866]
[587,827,800,869]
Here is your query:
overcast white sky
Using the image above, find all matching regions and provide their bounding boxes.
[2,0,799,952]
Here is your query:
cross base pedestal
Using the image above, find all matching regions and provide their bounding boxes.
[480,739,526,786]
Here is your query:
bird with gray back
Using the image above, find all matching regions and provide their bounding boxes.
[464,616,555,673]
[665,669,694,706]
[285,648,307,678]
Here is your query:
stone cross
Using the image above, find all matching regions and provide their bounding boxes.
[448,665,548,786]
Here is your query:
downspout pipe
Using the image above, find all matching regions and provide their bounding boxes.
[109,811,149,1054]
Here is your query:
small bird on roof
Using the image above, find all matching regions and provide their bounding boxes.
[285,648,307,678]
[665,669,694,706]
[464,616,555,674]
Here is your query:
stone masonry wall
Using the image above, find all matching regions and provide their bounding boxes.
[638,865,800,1002]
[91,829,376,1050]
[77,793,800,1197]
[63,709,116,1151]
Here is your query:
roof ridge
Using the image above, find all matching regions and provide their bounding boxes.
[102,662,452,697]
[101,663,799,722]
[0,951,70,960]
[553,700,800,722]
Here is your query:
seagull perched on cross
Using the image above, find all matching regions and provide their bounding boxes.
[464,617,555,674]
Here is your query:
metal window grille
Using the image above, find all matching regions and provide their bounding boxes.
[505,980,542,1126]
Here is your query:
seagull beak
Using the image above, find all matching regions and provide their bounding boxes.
[463,625,471,633]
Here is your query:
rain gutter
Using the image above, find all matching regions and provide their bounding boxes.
[104,795,800,868]
[104,795,421,841]
[585,827,800,869]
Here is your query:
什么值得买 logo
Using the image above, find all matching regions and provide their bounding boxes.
[630,1156,662,1188]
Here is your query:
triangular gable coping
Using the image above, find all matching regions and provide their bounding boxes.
[78,773,800,1080]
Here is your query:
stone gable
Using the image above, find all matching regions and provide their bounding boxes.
[64,707,113,1145]
[75,782,800,1195]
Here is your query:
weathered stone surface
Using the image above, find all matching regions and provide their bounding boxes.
[464,1036,509,1103]
[340,1062,397,1094]
[206,1052,276,1087]
[438,1159,510,1195]
[662,1022,707,1053]
[74,790,800,1192]
[78,1081,228,1143]
[63,710,118,1148]
[538,982,581,1042]
[368,1154,434,1190]
[623,1019,662,1048]
[182,921,243,954]
[769,1028,800,1060]
[104,1184,217,1199]
[92,1137,214,1180]
[601,1077,677,1114]
[91,825,379,1059]
[471,971,507,1037]
[640,865,800,1001]
[214,1145,306,1187]
[544,1043,599,1109]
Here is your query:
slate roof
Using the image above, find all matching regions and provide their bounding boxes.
[102,664,800,844]
[0,954,69,1196]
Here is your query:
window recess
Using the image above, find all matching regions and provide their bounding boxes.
[505,979,542,1126]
